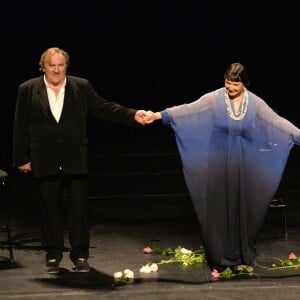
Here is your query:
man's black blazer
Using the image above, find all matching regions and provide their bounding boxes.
[13,75,137,177]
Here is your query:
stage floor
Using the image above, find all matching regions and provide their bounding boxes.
[1,207,300,300]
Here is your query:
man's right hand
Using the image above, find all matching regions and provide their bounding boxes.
[18,162,32,173]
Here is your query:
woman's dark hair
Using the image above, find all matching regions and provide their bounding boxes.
[224,62,250,87]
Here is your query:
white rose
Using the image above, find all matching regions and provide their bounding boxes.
[123,269,134,279]
[113,271,123,279]
[150,263,158,272]
[181,248,192,255]
[140,265,151,273]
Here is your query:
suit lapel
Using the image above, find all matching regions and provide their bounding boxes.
[59,78,74,122]
[34,77,53,119]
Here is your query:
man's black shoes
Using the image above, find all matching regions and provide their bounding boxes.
[44,258,60,274]
[74,258,90,272]
[44,257,90,273]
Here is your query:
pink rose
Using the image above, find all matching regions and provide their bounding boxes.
[143,246,152,254]
[289,252,297,260]
[211,269,220,278]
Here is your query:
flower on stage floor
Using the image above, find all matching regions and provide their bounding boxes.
[143,246,152,254]
[159,246,205,266]
[141,246,300,279]
[112,246,300,286]
[211,269,220,278]
[113,269,134,286]
[212,252,300,279]
[142,245,206,267]
[266,252,300,270]
[139,262,159,273]
[289,252,297,260]
[143,245,174,256]
[211,265,257,280]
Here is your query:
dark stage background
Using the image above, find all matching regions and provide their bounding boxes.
[1,1,300,178]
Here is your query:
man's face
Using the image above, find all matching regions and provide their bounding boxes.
[43,53,67,85]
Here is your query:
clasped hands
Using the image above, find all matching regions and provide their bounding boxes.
[135,110,161,125]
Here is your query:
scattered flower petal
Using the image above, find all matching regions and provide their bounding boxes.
[211,269,220,278]
[143,246,152,254]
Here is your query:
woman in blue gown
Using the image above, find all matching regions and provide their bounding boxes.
[148,63,300,269]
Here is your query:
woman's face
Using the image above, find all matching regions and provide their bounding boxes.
[224,79,244,99]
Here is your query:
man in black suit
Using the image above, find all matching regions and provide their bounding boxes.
[13,47,150,274]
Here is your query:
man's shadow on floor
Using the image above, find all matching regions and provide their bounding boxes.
[35,268,114,290]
